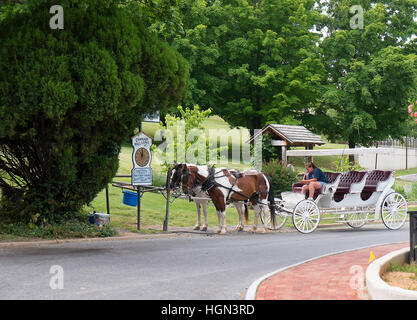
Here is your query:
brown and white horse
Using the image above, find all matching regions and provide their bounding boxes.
[170,163,276,234]
[170,163,248,233]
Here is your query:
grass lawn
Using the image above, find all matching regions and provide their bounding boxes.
[88,183,244,233]
[394,167,417,177]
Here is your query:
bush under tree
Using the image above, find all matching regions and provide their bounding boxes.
[262,159,298,196]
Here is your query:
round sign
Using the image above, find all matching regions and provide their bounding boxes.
[135,147,150,167]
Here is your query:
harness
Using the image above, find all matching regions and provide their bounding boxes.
[200,166,267,205]
[171,164,269,205]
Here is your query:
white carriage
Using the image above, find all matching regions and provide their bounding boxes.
[262,170,408,234]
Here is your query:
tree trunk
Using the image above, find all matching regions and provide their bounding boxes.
[348,138,355,164]
[251,117,262,130]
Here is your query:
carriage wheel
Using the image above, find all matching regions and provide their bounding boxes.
[260,207,287,230]
[292,200,320,234]
[381,192,408,230]
[346,210,369,229]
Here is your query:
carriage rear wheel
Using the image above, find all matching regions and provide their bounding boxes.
[260,207,287,230]
[292,200,320,234]
[381,192,407,230]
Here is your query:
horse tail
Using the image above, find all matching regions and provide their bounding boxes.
[263,173,276,225]
[244,203,249,224]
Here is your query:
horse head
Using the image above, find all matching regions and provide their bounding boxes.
[170,163,204,196]
[169,162,185,191]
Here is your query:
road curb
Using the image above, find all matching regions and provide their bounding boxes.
[366,247,417,300]
[245,241,407,300]
[0,232,180,248]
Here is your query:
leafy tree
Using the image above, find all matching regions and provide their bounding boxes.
[0,0,189,223]
[163,0,325,129]
[304,0,417,161]
[153,105,227,168]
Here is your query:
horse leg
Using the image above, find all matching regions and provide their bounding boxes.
[215,210,222,234]
[234,203,244,231]
[193,200,201,230]
[251,204,260,233]
[219,210,227,235]
[260,204,269,233]
[201,200,208,231]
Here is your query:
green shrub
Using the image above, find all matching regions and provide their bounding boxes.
[396,182,417,201]
[0,219,117,240]
[409,183,417,201]
[393,184,407,198]
[332,156,365,172]
[262,159,298,196]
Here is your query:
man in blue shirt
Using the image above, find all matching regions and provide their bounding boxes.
[301,162,328,200]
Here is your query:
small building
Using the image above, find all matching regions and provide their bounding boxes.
[246,124,325,163]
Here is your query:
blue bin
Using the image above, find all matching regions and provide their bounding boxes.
[88,213,95,224]
[122,190,138,207]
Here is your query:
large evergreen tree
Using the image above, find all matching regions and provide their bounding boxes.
[0,0,189,222]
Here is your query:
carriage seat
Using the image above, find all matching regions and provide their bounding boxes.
[360,170,393,201]
[333,171,368,202]
[292,172,341,200]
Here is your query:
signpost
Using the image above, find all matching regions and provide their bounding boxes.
[131,132,153,230]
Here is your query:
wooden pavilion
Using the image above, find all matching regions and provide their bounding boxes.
[246,124,325,163]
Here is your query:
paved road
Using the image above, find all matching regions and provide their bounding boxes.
[0,223,409,300]
[397,173,417,182]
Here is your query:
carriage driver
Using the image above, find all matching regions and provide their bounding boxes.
[300,162,328,200]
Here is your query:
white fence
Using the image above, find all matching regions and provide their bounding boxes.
[285,146,417,170]
[357,147,417,170]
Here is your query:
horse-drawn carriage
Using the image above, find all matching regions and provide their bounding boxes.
[265,169,408,234]
[169,163,408,234]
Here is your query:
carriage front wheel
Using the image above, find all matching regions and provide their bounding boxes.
[292,200,320,234]
[381,192,408,230]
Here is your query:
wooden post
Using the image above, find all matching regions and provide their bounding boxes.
[305,145,313,163]
[406,136,408,170]
[163,168,172,232]
[105,185,110,216]
[281,146,287,164]
[137,186,141,231]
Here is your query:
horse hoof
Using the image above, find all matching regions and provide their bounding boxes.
[220,230,227,235]
[201,226,207,231]
[216,229,221,234]
[193,225,200,230]
[261,228,268,234]
[235,226,244,232]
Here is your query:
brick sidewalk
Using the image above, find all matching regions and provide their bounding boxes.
[256,242,408,300]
